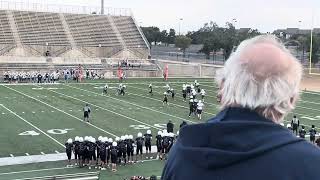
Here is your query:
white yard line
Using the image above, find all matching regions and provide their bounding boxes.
[3,85,118,138]
[43,88,162,131]
[0,104,64,148]
[65,84,191,123]
[0,166,74,175]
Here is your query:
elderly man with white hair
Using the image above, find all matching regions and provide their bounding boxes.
[162,35,320,180]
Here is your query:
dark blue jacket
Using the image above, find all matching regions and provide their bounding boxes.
[162,107,320,180]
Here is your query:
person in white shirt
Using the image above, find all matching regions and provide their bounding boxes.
[197,100,204,120]
[200,89,206,102]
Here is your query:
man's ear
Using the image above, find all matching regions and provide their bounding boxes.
[217,79,224,104]
[289,95,298,107]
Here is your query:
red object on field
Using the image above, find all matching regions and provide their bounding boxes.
[164,64,168,81]
[118,66,123,79]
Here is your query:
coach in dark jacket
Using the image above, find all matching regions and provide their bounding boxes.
[162,35,320,180]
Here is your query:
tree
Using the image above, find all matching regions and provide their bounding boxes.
[175,35,192,57]
[141,26,161,45]
[160,30,169,46]
[168,29,176,44]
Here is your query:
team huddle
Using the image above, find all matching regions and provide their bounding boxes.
[64,129,178,172]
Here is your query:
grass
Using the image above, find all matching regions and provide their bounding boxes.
[0,78,319,179]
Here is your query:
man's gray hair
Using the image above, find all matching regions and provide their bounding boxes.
[216,35,303,123]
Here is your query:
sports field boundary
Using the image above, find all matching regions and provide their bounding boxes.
[0,146,158,167]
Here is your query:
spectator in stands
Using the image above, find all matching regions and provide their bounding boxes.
[162,35,320,180]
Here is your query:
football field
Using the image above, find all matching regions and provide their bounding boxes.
[0,78,319,179]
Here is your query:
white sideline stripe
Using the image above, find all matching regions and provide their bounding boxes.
[66,85,190,123]
[10,154,14,157]
[0,103,65,148]
[128,85,216,117]
[55,150,59,154]
[25,153,29,156]
[45,89,162,130]
[3,85,118,138]
[41,152,45,155]
[0,166,74,175]
[12,173,100,180]
[0,146,159,167]
[300,100,320,105]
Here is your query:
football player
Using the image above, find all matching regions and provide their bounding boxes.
[78,137,85,167]
[110,142,119,172]
[136,132,144,162]
[88,137,97,169]
[83,104,91,123]
[309,125,317,144]
[197,100,204,120]
[167,133,175,153]
[96,136,103,166]
[144,130,152,159]
[99,137,108,170]
[73,136,80,166]
[299,126,306,139]
[162,132,170,160]
[291,115,300,135]
[188,98,194,117]
[102,84,108,95]
[65,138,73,167]
[182,84,187,101]
[171,88,175,100]
[163,92,168,106]
[107,138,113,167]
[127,135,135,163]
[119,136,127,165]
[156,131,163,160]
[200,89,206,102]
[149,83,153,96]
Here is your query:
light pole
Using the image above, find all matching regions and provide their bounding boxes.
[179,18,183,36]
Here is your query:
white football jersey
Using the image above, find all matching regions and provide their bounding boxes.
[197,102,204,110]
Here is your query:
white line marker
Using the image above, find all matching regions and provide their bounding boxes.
[41,152,45,155]
[55,150,59,154]
[22,112,25,114]
[51,111,54,113]
[0,103,65,148]
[25,153,29,156]
[41,111,44,113]
[10,154,14,157]
[32,111,35,114]
[78,109,81,111]
[69,110,72,111]
[2,113,5,115]
[0,166,74,175]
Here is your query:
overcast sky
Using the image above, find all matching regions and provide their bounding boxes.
[2,0,320,33]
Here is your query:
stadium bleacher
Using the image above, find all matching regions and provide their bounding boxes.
[0,6,154,76]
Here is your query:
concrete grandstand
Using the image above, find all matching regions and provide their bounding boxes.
[0,2,157,77]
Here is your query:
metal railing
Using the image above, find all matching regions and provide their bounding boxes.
[0,1,131,16]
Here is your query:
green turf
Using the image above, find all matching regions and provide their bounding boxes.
[0,78,320,179]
